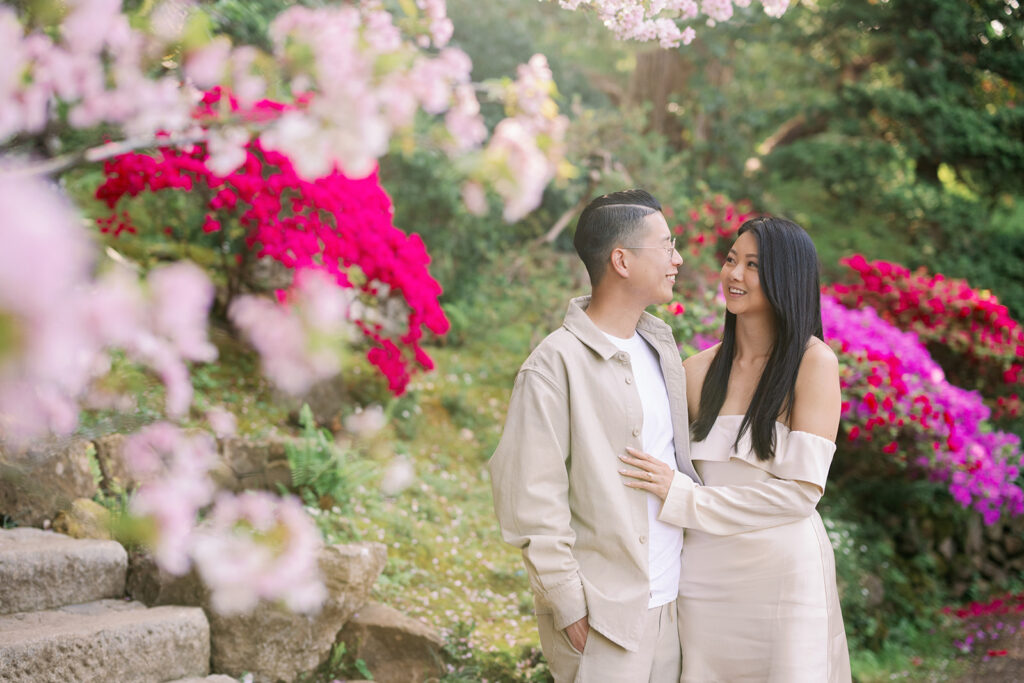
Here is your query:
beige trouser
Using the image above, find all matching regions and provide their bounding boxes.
[537,600,681,683]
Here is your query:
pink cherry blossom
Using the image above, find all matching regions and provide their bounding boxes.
[206,407,238,439]
[230,269,355,396]
[191,491,326,614]
[554,0,788,46]
[124,423,218,575]
[185,37,232,90]
[0,174,101,445]
[380,457,415,496]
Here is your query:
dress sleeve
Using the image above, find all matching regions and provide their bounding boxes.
[657,430,837,536]
[487,368,587,631]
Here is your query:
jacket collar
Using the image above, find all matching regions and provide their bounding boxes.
[563,295,677,360]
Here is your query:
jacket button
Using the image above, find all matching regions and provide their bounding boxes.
[625,377,632,384]
[639,536,647,544]
[632,427,640,437]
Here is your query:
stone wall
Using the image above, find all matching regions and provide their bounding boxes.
[891,509,1024,597]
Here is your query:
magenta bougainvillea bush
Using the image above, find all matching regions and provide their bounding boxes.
[822,296,1022,524]
[95,89,448,395]
[826,255,1023,422]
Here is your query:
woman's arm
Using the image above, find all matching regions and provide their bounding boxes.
[620,341,841,535]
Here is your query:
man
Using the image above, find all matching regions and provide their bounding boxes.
[488,189,700,682]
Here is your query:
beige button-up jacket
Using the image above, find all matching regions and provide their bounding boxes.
[488,296,701,653]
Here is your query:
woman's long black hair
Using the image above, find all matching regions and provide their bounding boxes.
[691,216,824,461]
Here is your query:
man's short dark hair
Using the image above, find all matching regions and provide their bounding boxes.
[573,189,663,286]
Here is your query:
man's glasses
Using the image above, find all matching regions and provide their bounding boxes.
[623,237,677,258]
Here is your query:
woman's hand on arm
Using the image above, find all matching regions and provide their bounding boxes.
[619,448,674,500]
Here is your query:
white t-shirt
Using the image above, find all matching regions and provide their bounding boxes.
[603,330,683,608]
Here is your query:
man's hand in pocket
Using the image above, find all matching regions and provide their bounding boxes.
[565,615,589,653]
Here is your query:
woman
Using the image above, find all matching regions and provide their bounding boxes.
[619,216,851,682]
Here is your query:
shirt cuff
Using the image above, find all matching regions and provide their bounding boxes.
[545,577,588,631]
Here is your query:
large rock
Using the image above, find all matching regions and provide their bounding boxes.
[0,599,209,683]
[52,498,112,540]
[0,528,126,615]
[126,551,207,608]
[128,542,388,683]
[1006,532,1024,558]
[210,542,388,682]
[0,438,98,527]
[242,254,294,293]
[218,436,293,492]
[337,602,445,683]
[965,516,984,556]
[298,376,348,429]
[92,432,139,492]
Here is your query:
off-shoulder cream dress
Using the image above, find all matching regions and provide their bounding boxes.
[669,415,851,683]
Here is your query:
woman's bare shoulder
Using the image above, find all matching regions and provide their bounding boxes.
[682,343,720,381]
[791,338,841,439]
[799,337,839,376]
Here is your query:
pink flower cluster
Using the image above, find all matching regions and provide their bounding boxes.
[676,194,756,265]
[822,296,1023,524]
[663,195,1022,523]
[125,423,326,614]
[0,174,216,446]
[0,0,193,142]
[263,4,483,179]
[124,423,219,574]
[477,55,570,221]
[415,0,455,48]
[944,592,1024,656]
[95,90,449,395]
[827,255,1024,370]
[0,174,101,444]
[555,0,789,47]
[826,255,1024,421]
[4,1,566,223]
[191,491,326,614]
[230,270,356,396]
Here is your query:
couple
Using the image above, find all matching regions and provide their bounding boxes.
[489,189,851,682]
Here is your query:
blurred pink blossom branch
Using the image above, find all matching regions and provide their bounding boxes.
[554,0,789,47]
[2,0,570,221]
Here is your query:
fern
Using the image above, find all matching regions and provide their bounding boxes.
[285,403,375,513]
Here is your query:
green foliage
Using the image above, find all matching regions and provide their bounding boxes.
[206,0,294,51]
[385,388,424,441]
[379,150,516,305]
[299,641,374,682]
[819,493,966,682]
[768,0,1024,196]
[286,404,375,513]
[930,195,1024,321]
[447,0,615,109]
[650,289,723,356]
[745,0,1024,316]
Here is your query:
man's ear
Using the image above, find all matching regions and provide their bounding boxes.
[609,246,630,279]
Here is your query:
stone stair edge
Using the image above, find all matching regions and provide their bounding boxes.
[0,599,210,683]
[0,527,127,615]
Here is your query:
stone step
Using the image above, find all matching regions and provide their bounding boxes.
[0,527,127,615]
[0,599,210,683]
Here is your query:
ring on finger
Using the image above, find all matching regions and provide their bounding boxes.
[646,471,653,481]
